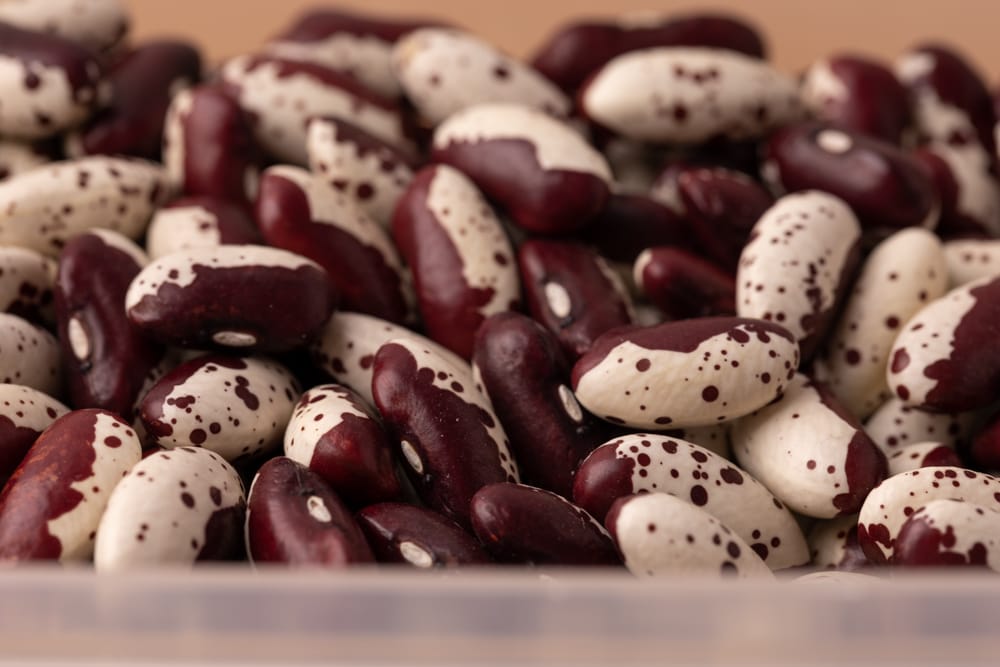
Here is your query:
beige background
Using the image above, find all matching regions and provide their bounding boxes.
[125,0,1000,79]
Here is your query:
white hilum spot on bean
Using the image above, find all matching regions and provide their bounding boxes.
[544,281,572,319]
[212,331,258,347]
[400,439,423,474]
[67,316,90,361]
[306,495,333,523]
[399,540,434,568]
[558,384,584,423]
[816,129,853,154]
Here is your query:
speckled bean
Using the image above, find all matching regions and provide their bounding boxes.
[0,245,54,324]
[944,238,1000,287]
[0,312,60,394]
[894,498,1000,569]
[356,502,491,566]
[0,139,50,181]
[915,143,1000,240]
[864,397,976,455]
[145,195,261,261]
[807,514,870,572]
[887,441,962,476]
[0,0,128,53]
[0,384,68,484]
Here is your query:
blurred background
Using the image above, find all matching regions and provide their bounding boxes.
[126,0,999,78]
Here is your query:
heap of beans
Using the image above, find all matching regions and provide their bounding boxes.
[2,1,1000,579]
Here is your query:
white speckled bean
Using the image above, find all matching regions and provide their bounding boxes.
[0,384,68,480]
[0,140,50,181]
[0,0,129,53]
[807,514,868,572]
[894,498,1000,569]
[886,441,962,476]
[943,238,1000,287]
[266,34,401,99]
[0,245,54,323]
[864,397,976,456]
[0,312,60,395]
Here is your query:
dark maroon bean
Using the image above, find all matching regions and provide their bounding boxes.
[163,85,259,203]
[0,21,107,139]
[762,121,939,232]
[531,13,765,93]
[912,144,1000,240]
[371,339,518,529]
[70,40,202,159]
[125,244,336,353]
[431,103,612,235]
[246,457,373,566]
[470,482,621,566]
[392,165,519,358]
[800,54,912,144]
[56,230,164,418]
[634,246,736,320]
[519,239,633,361]
[284,384,402,507]
[473,312,610,497]
[0,409,141,561]
[146,195,262,260]
[579,193,690,266]
[356,502,490,567]
[969,409,1000,471]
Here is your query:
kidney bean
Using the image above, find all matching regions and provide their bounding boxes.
[668,166,772,272]
[896,43,996,153]
[886,275,1000,413]
[245,456,373,566]
[125,244,335,353]
[372,338,518,529]
[0,21,108,139]
[284,384,401,506]
[0,409,141,561]
[606,492,773,578]
[634,246,736,320]
[572,316,798,430]
[575,433,808,569]
[393,165,519,358]
[0,0,128,53]
[94,446,245,570]
[736,190,861,362]
[472,312,610,497]
[0,384,68,485]
[432,103,612,235]
[0,245,54,324]
[887,442,963,476]
[531,13,765,94]
[145,195,261,261]
[0,156,171,256]
[310,311,468,407]
[220,54,414,165]
[579,193,690,266]
[800,54,912,144]
[762,122,939,233]
[55,229,164,418]
[968,409,1000,471]
[268,7,445,99]
[943,238,1000,286]
[579,47,800,144]
[894,499,1000,569]
[808,515,870,572]
[469,482,620,565]
[67,41,201,159]
[307,116,418,229]
[162,85,259,203]
[392,28,570,126]
[519,239,634,360]
[813,228,947,419]
[256,165,412,325]
[356,502,491,566]
[0,312,60,395]
[913,143,1000,239]
[857,466,1000,564]
[731,373,887,519]
[864,397,976,455]
[0,140,50,181]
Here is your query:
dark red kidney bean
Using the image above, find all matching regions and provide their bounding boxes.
[912,144,1000,240]
[256,166,411,325]
[162,85,259,203]
[0,409,141,561]
[579,193,691,266]
[762,121,939,232]
[392,164,519,359]
[519,239,633,361]
[56,229,164,418]
[896,43,996,153]
[0,0,129,54]
[372,339,519,529]
[634,246,736,320]
[125,244,335,353]
[431,103,612,236]
[470,482,620,566]
[356,502,491,566]
[0,384,68,485]
[800,54,912,145]
[472,312,610,497]
[0,246,54,325]
[531,13,765,94]
[969,409,1000,471]
[0,21,107,139]
[276,6,445,44]
[246,457,373,566]
[145,195,262,261]
[887,275,1000,413]
[284,384,401,507]
[676,166,774,273]
[68,40,202,159]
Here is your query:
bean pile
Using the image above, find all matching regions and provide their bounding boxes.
[1,1,1000,578]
